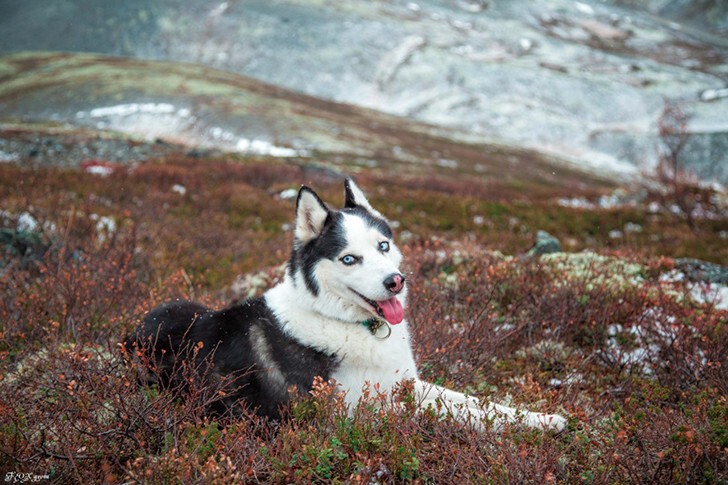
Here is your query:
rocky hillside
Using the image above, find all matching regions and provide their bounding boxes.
[1,0,727,182]
[0,52,606,190]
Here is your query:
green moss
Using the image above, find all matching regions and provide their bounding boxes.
[483,202,509,217]
[183,421,222,463]
[540,251,644,291]
[707,400,728,448]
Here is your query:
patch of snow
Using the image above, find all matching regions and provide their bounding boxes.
[519,37,534,51]
[668,204,682,216]
[689,282,728,311]
[574,2,595,16]
[436,158,458,169]
[204,126,301,157]
[17,212,38,232]
[0,150,19,162]
[659,269,685,283]
[597,191,631,209]
[700,87,728,102]
[608,229,623,239]
[557,190,637,210]
[171,184,187,195]
[76,103,196,143]
[624,222,642,233]
[549,373,583,387]
[235,138,299,157]
[606,323,660,375]
[43,220,57,233]
[90,214,116,243]
[85,165,114,177]
[557,197,594,209]
[79,103,178,118]
[209,126,234,142]
[660,269,728,311]
[457,0,487,13]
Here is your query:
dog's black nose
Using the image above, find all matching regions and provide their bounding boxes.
[383,273,405,294]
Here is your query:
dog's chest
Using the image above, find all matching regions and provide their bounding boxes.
[330,325,419,404]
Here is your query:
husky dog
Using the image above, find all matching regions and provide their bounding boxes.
[125,179,566,431]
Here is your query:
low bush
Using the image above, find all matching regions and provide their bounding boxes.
[1,158,726,482]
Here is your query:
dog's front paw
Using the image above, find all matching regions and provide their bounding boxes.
[531,413,567,432]
[545,413,568,432]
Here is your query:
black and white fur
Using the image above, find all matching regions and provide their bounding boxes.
[125,179,566,431]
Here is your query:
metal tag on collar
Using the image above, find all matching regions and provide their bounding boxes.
[364,318,391,339]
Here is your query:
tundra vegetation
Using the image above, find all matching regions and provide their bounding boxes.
[0,151,726,483]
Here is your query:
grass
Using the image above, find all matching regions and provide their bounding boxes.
[0,152,726,482]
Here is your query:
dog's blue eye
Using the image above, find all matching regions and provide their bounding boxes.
[379,241,390,252]
[341,255,357,266]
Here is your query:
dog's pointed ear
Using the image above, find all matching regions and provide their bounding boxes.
[295,186,329,244]
[344,178,385,219]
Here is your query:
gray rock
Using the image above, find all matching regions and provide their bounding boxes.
[528,230,561,256]
[0,228,47,265]
[675,258,728,284]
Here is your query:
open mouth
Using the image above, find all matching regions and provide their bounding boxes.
[349,288,404,325]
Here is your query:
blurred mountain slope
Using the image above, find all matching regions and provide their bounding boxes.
[0,0,727,182]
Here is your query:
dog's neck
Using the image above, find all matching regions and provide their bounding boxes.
[266,273,370,324]
[263,274,404,348]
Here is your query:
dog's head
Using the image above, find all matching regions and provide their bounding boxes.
[289,179,406,325]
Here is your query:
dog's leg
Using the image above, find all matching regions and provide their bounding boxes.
[413,380,566,432]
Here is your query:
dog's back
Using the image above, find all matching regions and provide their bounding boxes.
[125,300,209,370]
[125,298,337,419]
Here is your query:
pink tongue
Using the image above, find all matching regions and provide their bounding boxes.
[378,297,404,325]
